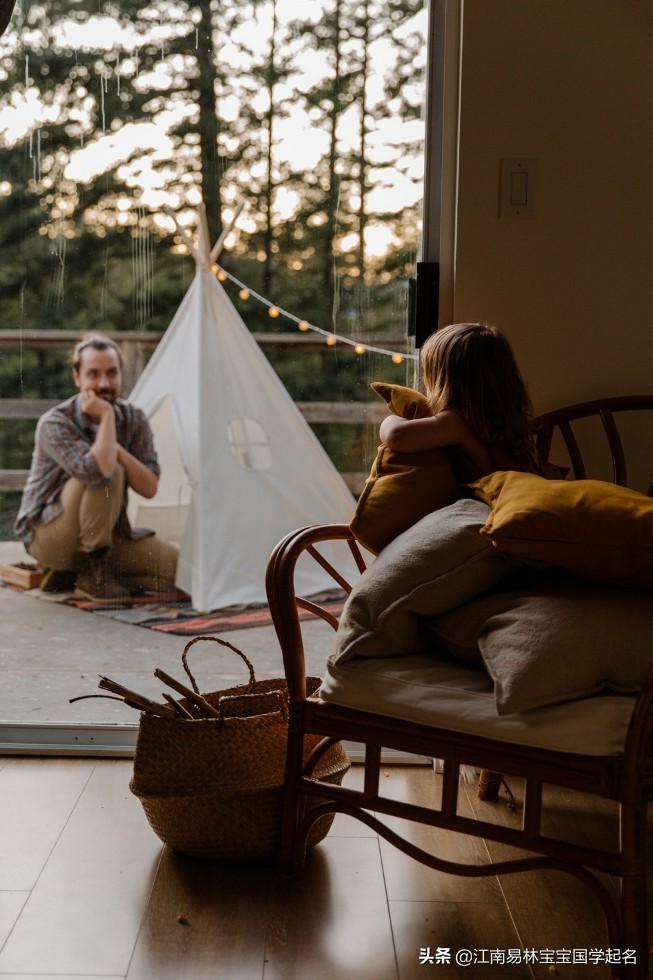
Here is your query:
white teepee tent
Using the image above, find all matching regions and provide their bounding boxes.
[128,204,357,610]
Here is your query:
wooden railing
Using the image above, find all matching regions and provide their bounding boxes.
[0,329,406,391]
[0,329,403,494]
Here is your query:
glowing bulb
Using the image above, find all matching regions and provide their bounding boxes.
[217,269,227,282]
[325,335,337,347]
[392,353,404,365]
[268,306,280,318]
[354,343,366,355]
[211,263,219,273]
[239,288,250,301]
[298,320,310,332]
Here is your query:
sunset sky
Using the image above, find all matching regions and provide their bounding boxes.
[0,0,427,258]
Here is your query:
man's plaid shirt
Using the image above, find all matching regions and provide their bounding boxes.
[15,394,160,547]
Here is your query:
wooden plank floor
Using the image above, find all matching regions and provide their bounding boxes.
[0,759,650,979]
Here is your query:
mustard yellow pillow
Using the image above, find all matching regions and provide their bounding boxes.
[350,383,458,554]
[471,470,653,587]
[368,381,432,421]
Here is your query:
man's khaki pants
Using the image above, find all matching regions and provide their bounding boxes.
[28,466,178,592]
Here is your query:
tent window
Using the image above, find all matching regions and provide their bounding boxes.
[227,418,272,471]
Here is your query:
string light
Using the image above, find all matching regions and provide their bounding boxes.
[208,264,416,362]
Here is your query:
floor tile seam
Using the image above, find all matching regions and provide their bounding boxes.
[0,762,97,959]
[376,834,401,980]
[329,832,379,838]
[259,862,284,980]
[461,781,536,980]
[122,843,165,980]
[385,897,514,905]
[0,890,32,959]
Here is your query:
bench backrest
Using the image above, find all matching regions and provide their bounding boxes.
[532,395,653,494]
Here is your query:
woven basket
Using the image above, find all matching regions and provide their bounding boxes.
[130,636,350,861]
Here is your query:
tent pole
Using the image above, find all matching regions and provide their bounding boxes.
[197,203,212,263]
[162,205,202,265]
[210,201,245,262]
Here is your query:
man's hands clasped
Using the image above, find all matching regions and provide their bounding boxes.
[80,390,114,423]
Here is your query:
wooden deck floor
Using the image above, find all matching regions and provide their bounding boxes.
[0,759,649,979]
[0,540,336,728]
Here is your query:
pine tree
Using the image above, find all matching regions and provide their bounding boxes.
[0,0,252,337]
[287,0,360,304]
[231,0,293,298]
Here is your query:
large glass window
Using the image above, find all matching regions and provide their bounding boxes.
[0,0,437,740]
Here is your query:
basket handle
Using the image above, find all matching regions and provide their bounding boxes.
[217,689,288,722]
[181,636,256,695]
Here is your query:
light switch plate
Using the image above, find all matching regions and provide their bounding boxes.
[499,158,536,217]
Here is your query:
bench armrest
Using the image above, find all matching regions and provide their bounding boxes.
[266,524,363,703]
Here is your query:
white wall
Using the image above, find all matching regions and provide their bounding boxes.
[454,1,653,421]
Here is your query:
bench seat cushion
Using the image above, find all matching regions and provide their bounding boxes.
[320,653,635,757]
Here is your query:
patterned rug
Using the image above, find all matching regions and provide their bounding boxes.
[3,579,346,635]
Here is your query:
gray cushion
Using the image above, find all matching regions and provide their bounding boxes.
[321,653,635,756]
[432,580,653,714]
[334,498,513,666]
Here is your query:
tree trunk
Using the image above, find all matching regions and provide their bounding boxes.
[263,0,277,295]
[195,0,222,246]
[323,0,342,297]
[357,1,370,277]
[0,0,17,37]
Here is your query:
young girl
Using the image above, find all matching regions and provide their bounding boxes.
[380,322,536,802]
[380,321,538,481]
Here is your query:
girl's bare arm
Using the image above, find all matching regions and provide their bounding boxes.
[380,410,494,474]
[379,410,466,453]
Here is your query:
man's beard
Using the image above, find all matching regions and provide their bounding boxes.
[97,391,117,402]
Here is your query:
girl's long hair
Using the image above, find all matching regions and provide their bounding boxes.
[420,322,535,465]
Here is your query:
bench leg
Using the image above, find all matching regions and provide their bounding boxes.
[277,716,308,875]
[620,799,649,979]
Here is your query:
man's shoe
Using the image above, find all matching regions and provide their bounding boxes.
[74,553,131,601]
[40,568,77,593]
[123,574,181,596]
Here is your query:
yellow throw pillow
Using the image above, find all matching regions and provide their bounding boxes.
[471,470,653,587]
[368,381,432,421]
[350,383,459,554]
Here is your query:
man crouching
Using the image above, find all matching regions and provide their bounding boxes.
[14,334,178,600]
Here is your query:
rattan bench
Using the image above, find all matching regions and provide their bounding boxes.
[266,395,653,980]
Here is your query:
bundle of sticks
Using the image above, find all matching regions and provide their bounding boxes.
[70,669,221,720]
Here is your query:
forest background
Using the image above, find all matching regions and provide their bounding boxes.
[0,0,426,536]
